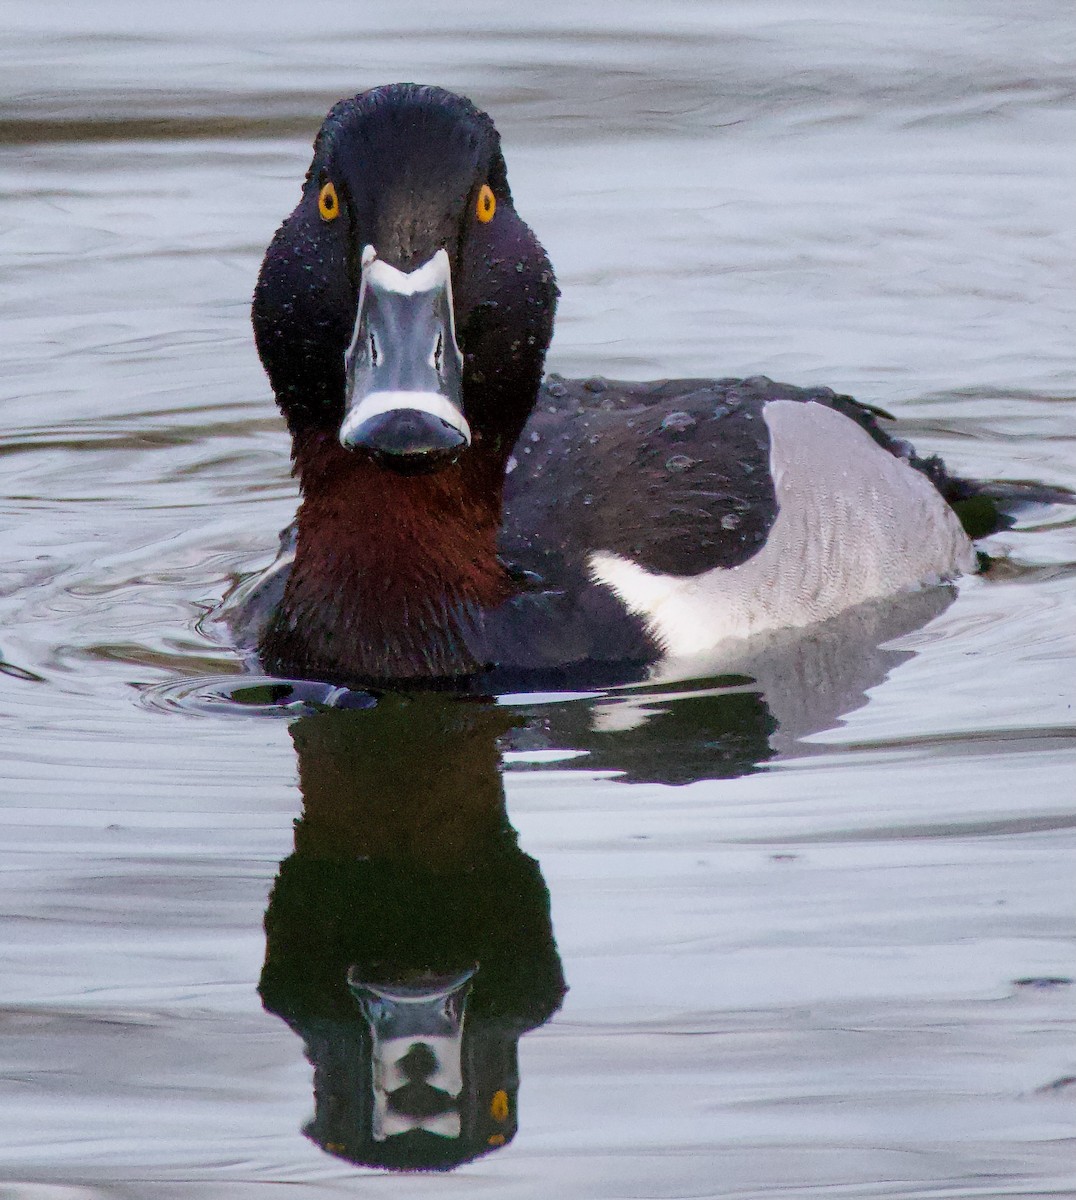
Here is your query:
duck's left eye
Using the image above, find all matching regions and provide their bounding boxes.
[318,181,340,222]
[476,184,496,223]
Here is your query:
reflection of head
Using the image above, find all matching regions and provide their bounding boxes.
[259,697,566,1170]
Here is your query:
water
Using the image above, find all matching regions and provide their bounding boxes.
[2,1,1075,1195]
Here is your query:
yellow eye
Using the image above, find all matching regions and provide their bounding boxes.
[318,181,340,221]
[476,184,496,223]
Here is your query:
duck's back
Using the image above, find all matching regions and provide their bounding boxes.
[495,374,974,672]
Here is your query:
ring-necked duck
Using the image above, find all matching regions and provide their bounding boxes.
[232,83,1062,689]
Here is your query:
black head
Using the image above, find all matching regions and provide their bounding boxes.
[253,84,557,476]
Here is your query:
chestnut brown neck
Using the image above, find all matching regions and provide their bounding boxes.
[262,433,514,682]
[289,698,517,869]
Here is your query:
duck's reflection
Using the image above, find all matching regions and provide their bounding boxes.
[506,585,956,783]
[256,586,956,1169]
[258,697,566,1170]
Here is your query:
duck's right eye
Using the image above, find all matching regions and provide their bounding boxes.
[318,181,340,222]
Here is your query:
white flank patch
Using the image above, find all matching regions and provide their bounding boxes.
[339,389,471,442]
[589,399,976,659]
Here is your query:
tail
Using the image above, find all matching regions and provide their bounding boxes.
[919,459,1074,538]
[823,391,1073,538]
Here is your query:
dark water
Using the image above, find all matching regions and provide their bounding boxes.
[1,2,1075,1195]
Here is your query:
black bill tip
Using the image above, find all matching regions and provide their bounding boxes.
[342,408,468,474]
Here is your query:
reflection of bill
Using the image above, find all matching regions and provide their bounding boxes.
[352,970,474,1143]
[258,697,566,1170]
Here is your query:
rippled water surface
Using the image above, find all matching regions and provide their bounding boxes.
[2,2,1075,1196]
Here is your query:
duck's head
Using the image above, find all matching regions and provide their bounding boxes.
[253,84,557,480]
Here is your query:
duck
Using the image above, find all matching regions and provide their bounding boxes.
[234,82,1055,690]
